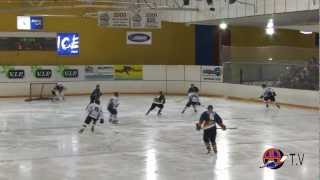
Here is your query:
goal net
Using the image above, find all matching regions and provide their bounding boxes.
[25,82,57,101]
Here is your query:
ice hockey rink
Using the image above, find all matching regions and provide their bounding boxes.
[0,95,317,180]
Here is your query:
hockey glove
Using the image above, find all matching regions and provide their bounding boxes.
[220,124,226,131]
[196,123,201,131]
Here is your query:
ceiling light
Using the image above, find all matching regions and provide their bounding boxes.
[219,22,228,30]
[266,27,275,35]
[266,19,274,28]
[266,19,275,36]
[300,31,313,35]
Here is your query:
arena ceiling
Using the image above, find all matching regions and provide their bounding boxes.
[0,0,318,32]
[0,0,197,14]
[191,10,319,32]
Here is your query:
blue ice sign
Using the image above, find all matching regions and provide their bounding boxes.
[57,33,80,56]
[30,16,43,30]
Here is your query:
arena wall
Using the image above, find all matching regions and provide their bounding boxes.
[0,13,195,65]
[0,65,317,109]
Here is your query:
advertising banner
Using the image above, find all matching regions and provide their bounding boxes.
[0,65,30,82]
[201,66,223,82]
[55,65,83,81]
[99,11,161,29]
[30,65,56,82]
[144,11,161,29]
[98,11,130,28]
[17,16,43,30]
[114,65,143,80]
[130,11,161,29]
[84,65,114,80]
[127,32,152,45]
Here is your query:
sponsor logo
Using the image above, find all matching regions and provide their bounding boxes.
[30,16,43,30]
[132,14,142,22]
[128,33,150,43]
[98,12,110,26]
[202,68,221,76]
[57,33,80,56]
[35,69,52,78]
[63,69,79,78]
[7,70,25,79]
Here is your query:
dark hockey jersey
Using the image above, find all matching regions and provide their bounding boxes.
[153,95,166,105]
[91,88,102,100]
[199,111,223,130]
[188,86,199,94]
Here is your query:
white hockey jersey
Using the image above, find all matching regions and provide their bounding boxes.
[108,96,119,109]
[190,94,200,103]
[86,103,103,120]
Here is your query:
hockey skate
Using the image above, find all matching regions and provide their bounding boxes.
[91,126,95,133]
[112,120,119,124]
[206,144,211,154]
[212,144,217,154]
[78,128,85,134]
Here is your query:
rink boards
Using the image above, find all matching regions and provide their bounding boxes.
[0,65,317,109]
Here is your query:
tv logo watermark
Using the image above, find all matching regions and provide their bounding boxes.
[57,33,80,56]
[260,147,305,170]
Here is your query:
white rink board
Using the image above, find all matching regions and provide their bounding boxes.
[166,65,185,81]
[143,65,166,80]
[0,65,317,108]
[184,66,201,81]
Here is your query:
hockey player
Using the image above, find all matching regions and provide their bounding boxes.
[181,93,201,114]
[51,82,66,101]
[188,84,199,95]
[181,84,201,113]
[260,84,280,108]
[108,92,120,124]
[146,91,166,116]
[90,84,102,103]
[79,100,104,134]
[196,105,226,154]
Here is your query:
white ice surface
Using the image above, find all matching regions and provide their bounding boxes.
[0,95,318,180]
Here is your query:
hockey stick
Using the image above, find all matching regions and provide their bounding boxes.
[197,127,238,131]
[175,97,187,103]
[217,127,238,130]
[194,122,237,130]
